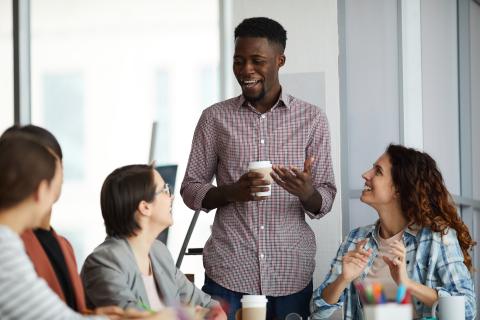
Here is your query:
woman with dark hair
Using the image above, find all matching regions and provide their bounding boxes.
[81,164,226,320]
[0,136,97,319]
[311,144,476,319]
[1,124,144,318]
[0,130,173,320]
[0,125,88,309]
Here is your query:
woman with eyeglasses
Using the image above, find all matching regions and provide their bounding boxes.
[81,164,226,320]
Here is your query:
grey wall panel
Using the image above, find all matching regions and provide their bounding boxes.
[345,0,400,190]
[474,208,480,314]
[0,0,14,132]
[471,2,480,200]
[349,198,378,231]
[420,0,461,195]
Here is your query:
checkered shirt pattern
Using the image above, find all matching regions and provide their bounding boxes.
[180,92,336,296]
[311,223,476,320]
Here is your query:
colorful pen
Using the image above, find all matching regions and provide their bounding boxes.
[396,283,407,303]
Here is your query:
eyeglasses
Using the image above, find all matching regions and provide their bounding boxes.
[155,183,172,197]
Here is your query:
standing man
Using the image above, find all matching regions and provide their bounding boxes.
[181,17,336,320]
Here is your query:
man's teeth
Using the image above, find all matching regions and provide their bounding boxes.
[243,80,258,87]
[364,186,372,191]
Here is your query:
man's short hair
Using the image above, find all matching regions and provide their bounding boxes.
[100,164,156,238]
[234,17,287,51]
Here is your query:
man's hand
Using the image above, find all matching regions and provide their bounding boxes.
[271,157,315,201]
[202,171,271,210]
[226,171,271,202]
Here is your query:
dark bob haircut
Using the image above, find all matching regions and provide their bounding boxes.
[1,124,63,160]
[100,164,156,238]
[234,17,287,51]
[0,137,57,210]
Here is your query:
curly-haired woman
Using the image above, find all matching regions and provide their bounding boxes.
[311,144,476,319]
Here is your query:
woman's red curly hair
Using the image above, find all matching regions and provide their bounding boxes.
[386,144,476,271]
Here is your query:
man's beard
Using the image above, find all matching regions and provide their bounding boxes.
[243,87,266,103]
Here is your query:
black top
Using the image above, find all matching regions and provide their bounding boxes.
[34,229,77,311]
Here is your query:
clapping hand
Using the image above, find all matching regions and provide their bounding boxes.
[340,239,372,283]
[382,240,409,285]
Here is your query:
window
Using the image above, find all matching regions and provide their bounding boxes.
[43,73,85,180]
[0,0,13,132]
[153,70,171,164]
[30,0,220,275]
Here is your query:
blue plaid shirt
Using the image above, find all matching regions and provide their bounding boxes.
[311,222,476,319]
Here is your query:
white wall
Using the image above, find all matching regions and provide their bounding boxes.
[343,0,400,229]
[471,1,480,201]
[470,3,480,312]
[27,0,220,270]
[0,0,13,133]
[228,0,342,289]
[421,0,461,195]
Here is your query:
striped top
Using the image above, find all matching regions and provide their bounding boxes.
[181,92,336,296]
[0,225,104,320]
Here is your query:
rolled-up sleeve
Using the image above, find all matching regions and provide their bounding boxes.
[305,111,336,219]
[180,110,218,212]
[311,237,349,319]
[434,230,476,320]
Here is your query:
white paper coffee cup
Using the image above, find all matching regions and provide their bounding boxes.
[247,161,273,197]
[241,295,267,320]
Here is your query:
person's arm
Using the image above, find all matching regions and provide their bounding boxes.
[319,275,351,305]
[433,230,476,319]
[270,112,336,217]
[271,157,322,213]
[81,250,140,310]
[154,242,227,320]
[305,112,336,216]
[403,280,438,307]
[311,235,371,319]
[321,239,371,304]
[180,110,219,212]
[384,231,476,319]
[202,172,271,210]
[383,240,438,307]
[0,233,103,320]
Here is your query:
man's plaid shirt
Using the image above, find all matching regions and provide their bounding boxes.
[181,92,336,296]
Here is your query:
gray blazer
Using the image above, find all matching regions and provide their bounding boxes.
[81,237,217,310]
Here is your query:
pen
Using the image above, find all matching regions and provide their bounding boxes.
[401,290,411,304]
[137,298,155,314]
[364,284,375,304]
[396,284,406,303]
[372,283,382,304]
[354,282,367,305]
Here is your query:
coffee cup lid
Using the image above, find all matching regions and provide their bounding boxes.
[240,295,268,304]
[248,161,272,170]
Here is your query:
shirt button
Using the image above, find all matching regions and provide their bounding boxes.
[260,254,265,259]
[261,115,266,119]
[406,260,410,264]
[260,225,265,230]
[260,139,265,144]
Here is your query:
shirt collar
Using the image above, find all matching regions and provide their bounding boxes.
[236,88,291,111]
